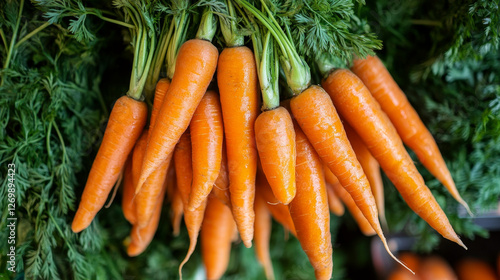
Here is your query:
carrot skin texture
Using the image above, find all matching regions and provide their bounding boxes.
[289,122,332,280]
[255,106,296,205]
[254,191,275,280]
[352,56,470,214]
[72,96,147,233]
[322,69,464,248]
[325,182,345,216]
[149,78,171,138]
[217,46,260,248]
[138,39,219,190]
[122,156,136,224]
[212,142,231,207]
[344,122,387,228]
[201,195,237,280]
[188,90,224,210]
[165,163,183,236]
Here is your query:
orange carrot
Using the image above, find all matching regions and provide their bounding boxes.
[174,130,207,277]
[290,85,408,271]
[127,181,167,257]
[149,78,171,138]
[388,269,420,280]
[352,56,471,215]
[217,45,260,248]
[322,69,465,249]
[72,96,147,233]
[165,162,183,236]
[289,121,332,280]
[255,106,296,205]
[122,156,136,224]
[418,256,456,280]
[201,195,237,280]
[456,258,497,280]
[325,182,345,216]
[188,90,224,211]
[256,171,297,236]
[344,122,387,229]
[254,189,275,280]
[212,142,231,208]
[399,252,421,272]
[138,39,218,191]
[323,164,345,216]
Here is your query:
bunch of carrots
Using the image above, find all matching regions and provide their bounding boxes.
[70,0,471,279]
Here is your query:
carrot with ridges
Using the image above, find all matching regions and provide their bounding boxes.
[254,190,275,280]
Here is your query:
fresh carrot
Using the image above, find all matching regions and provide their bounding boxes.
[254,189,275,280]
[351,55,471,215]
[217,45,260,248]
[188,90,224,211]
[127,181,167,257]
[149,78,170,137]
[418,256,456,280]
[344,122,387,229]
[256,171,297,236]
[325,182,345,216]
[399,252,421,272]
[456,258,498,280]
[165,162,183,236]
[122,156,136,224]
[212,142,231,208]
[174,130,207,277]
[289,121,332,280]
[322,68,465,249]
[201,194,237,280]
[255,106,296,205]
[72,95,147,233]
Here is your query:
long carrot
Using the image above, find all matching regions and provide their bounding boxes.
[217,45,260,248]
[325,183,345,216]
[351,55,471,215]
[212,142,231,208]
[188,90,224,211]
[138,31,219,191]
[344,122,387,229]
[174,130,207,277]
[165,162,183,236]
[72,96,147,233]
[122,156,136,224]
[254,190,275,280]
[201,195,237,280]
[289,121,332,280]
[322,68,465,249]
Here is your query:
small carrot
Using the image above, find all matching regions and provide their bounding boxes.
[212,142,231,208]
[175,131,207,277]
[418,256,457,280]
[256,171,297,236]
[165,162,183,236]
[217,45,260,248]
[72,96,147,233]
[322,68,465,249]
[351,55,471,215]
[344,122,387,229]
[289,121,332,280]
[122,156,136,224]
[325,182,345,216]
[254,189,275,280]
[201,195,237,280]
[188,90,224,211]
[456,258,498,280]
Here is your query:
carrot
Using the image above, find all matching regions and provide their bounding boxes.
[254,189,275,280]
[325,182,345,216]
[456,258,498,280]
[188,90,224,211]
[256,171,297,236]
[137,38,219,191]
[122,156,136,224]
[322,69,465,249]
[328,177,375,236]
[388,269,420,280]
[212,142,231,208]
[149,78,170,137]
[255,106,296,205]
[351,55,471,215]
[72,95,147,233]
[174,130,207,277]
[165,162,183,236]
[290,85,409,271]
[399,252,421,272]
[418,256,456,280]
[201,195,237,280]
[217,45,260,248]
[344,122,387,229]
[127,181,167,257]
[289,121,332,280]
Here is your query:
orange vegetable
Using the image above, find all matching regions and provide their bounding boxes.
[456,258,498,280]
[72,95,147,233]
[322,69,465,249]
[254,189,275,280]
[188,90,224,211]
[201,195,237,280]
[418,256,456,280]
[255,106,296,205]
[325,182,345,216]
[388,269,420,280]
[138,39,218,191]
[212,142,231,208]
[351,56,471,215]
[148,78,170,138]
[165,163,183,236]
[399,252,421,272]
[289,121,332,280]
[122,156,136,224]
[217,45,260,248]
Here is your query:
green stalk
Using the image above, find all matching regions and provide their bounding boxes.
[315,51,345,79]
[256,31,280,110]
[220,0,244,47]
[166,10,189,80]
[2,0,24,86]
[196,7,217,42]
[235,0,310,95]
[14,22,51,49]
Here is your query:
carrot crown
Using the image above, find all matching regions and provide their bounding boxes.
[220,0,244,47]
[165,1,190,80]
[196,7,217,42]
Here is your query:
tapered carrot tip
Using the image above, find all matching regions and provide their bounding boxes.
[72,209,92,233]
[127,243,142,257]
[243,240,252,248]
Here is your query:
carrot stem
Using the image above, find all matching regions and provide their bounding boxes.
[166,6,189,80]
[2,0,24,86]
[220,0,244,47]
[196,7,217,42]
